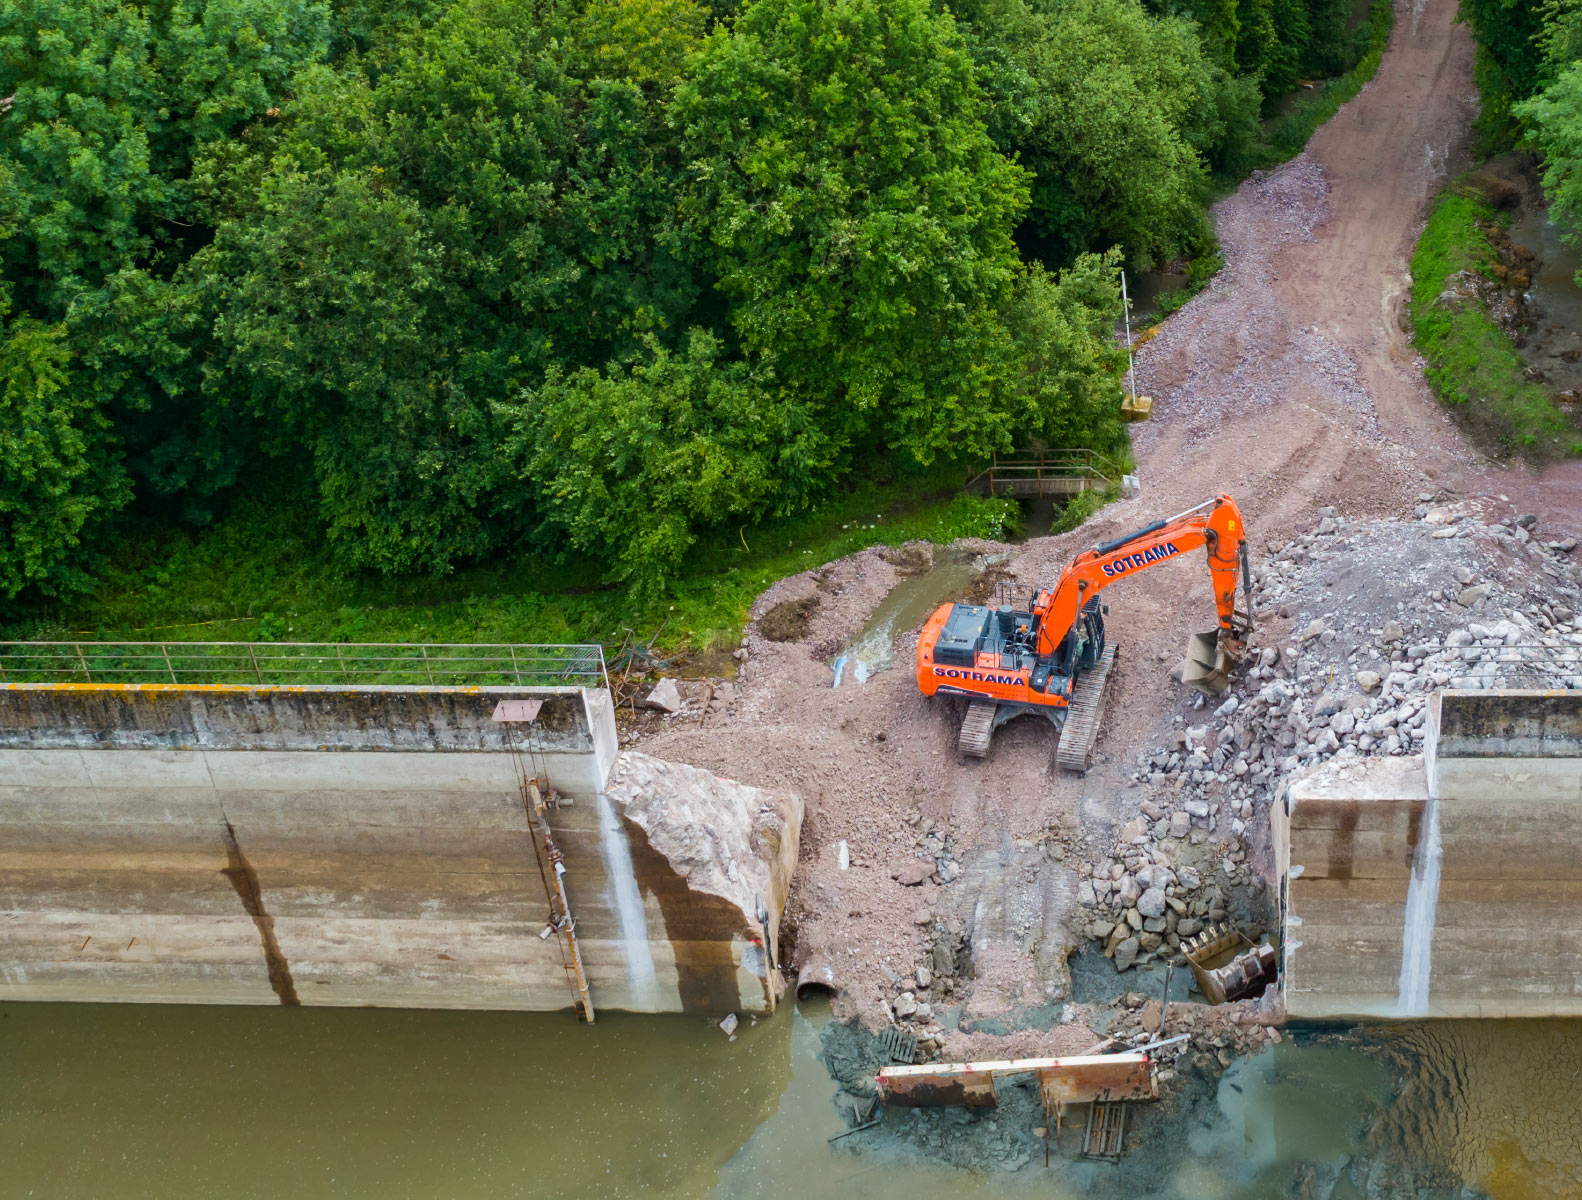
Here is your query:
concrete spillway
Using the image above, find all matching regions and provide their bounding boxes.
[1276,689,1582,1019]
[0,682,800,1015]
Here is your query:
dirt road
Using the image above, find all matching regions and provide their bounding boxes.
[642,0,1580,1036]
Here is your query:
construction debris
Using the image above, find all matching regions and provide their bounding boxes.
[641,678,682,714]
[1182,925,1279,1005]
[875,1052,1155,1110]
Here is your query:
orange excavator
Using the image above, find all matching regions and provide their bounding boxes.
[916,494,1253,773]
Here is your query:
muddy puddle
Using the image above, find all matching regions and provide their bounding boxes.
[1129,268,1190,323]
[1507,202,1582,397]
[830,553,991,685]
[5,999,1582,1198]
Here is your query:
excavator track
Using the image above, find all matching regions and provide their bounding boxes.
[1056,643,1119,775]
[958,698,998,758]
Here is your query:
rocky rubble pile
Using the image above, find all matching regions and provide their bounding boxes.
[894,814,963,886]
[1076,831,1264,973]
[881,818,967,1042]
[1102,991,1283,1080]
[1088,499,1581,972]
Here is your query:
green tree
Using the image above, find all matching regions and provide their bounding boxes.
[0,0,332,533]
[978,0,1228,264]
[501,331,810,593]
[0,0,331,311]
[675,0,1032,467]
[1517,65,1582,275]
[0,312,130,599]
[202,0,709,573]
[1004,252,1128,450]
[1460,0,1548,146]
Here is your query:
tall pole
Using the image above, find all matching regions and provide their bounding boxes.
[1121,270,1138,401]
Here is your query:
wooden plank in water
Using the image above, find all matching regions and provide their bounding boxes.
[876,1052,1155,1109]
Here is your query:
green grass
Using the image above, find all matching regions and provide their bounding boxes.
[1410,191,1582,458]
[1148,245,1226,324]
[8,469,1021,657]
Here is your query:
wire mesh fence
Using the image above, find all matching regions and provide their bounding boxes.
[0,642,608,689]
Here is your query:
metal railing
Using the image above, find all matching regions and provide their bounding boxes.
[0,641,608,690]
[965,449,1122,498]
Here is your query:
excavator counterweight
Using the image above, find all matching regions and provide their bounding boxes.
[916,494,1254,771]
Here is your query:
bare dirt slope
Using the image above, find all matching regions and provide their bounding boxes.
[640,0,1582,1038]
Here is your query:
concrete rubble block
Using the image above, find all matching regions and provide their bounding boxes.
[642,678,683,714]
[1113,937,1140,972]
[605,751,803,1016]
[1120,816,1150,844]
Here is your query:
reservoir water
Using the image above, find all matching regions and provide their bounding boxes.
[5,999,1582,1198]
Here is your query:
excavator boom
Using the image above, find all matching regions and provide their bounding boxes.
[1035,494,1251,658]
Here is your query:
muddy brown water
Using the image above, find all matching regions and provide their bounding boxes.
[831,553,986,682]
[1508,203,1582,396]
[4,1000,1581,1198]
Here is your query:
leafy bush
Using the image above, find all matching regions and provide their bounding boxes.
[0,316,130,598]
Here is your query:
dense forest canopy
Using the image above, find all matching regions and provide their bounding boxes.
[1,0,1372,603]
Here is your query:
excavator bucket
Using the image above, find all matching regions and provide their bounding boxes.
[1181,629,1242,696]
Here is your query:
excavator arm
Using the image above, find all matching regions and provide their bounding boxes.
[914,492,1255,768]
[1032,494,1252,659]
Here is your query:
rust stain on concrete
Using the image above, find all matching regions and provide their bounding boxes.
[622,812,747,1015]
[220,821,299,1006]
[1327,803,1360,881]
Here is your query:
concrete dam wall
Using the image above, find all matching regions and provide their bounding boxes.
[0,683,800,1015]
[1275,689,1582,1019]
